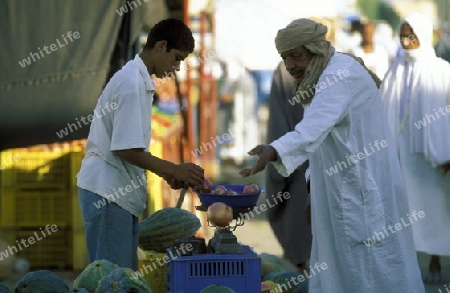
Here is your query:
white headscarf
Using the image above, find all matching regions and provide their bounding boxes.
[399,12,436,61]
[380,12,450,167]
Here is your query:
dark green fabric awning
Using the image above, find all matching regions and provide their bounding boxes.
[0,0,167,150]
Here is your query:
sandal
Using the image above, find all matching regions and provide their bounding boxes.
[423,271,443,284]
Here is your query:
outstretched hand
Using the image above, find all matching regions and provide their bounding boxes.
[239,145,278,177]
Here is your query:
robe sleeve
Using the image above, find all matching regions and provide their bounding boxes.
[270,73,352,176]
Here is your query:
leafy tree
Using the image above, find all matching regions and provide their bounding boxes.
[357,0,401,29]
[357,0,379,20]
[379,1,401,29]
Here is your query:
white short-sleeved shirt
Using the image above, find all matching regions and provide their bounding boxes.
[77,54,155,217]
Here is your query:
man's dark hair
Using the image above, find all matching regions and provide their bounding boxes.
[350,19,364,34]
[143,18,195,53]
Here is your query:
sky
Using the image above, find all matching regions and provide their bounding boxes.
[214,0,357,70]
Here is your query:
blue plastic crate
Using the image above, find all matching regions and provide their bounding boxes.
[167,246,261,293]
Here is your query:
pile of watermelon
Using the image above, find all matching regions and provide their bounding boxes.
[0,260,152,293]
[0,254,309,293]
[259,253,309,293]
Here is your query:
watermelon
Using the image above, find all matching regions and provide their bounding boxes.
[0,283,11,293]
[15,270,69,293]
[200,284,237,293]
[73,259,120,292]
[95,267,152,293]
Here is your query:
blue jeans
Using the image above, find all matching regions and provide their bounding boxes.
[78,187,139,270]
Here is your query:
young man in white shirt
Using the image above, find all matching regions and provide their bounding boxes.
[77,18,204,270]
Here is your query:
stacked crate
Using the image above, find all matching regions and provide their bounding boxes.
[0,147,88,270]
[167,246,261,292]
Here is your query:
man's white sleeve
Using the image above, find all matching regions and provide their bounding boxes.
[110,92,147,151]
[270,73,353,176]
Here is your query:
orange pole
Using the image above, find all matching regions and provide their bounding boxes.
[199,11,206,170]
[210,12,217,174]
[202,12,215,173]
[183,0,195,165]
[184,0,199,214]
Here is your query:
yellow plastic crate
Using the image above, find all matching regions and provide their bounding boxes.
[71,186,85,232]
[0,227,72,270]
[72,229,89,271]
[138,250,168,293]
[0,227,88,271]
[147,139,163,214]
[71,186,89,271]
[69,151,85,189]
[0,149,89,270]
[1,151,71,189]
[0,189,72,228]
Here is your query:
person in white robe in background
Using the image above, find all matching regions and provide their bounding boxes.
[380,12,450,284]
[240,18,425,292]
[266,61,312,273]
[350,22,390,80]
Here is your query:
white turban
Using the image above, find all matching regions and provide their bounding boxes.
[274,18,381,105]
[274,18,334,105]
[275,18,328,54]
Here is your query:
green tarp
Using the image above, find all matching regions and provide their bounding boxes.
[0,0,167,150]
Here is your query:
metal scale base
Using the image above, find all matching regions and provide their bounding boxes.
[195,205,255,254]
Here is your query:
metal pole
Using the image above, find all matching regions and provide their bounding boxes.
[183,0,195,165]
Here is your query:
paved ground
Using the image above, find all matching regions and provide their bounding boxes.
[1,162,449,291]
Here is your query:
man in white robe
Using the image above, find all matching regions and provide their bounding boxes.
[380,12,450,284]
[240,18,425,292]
